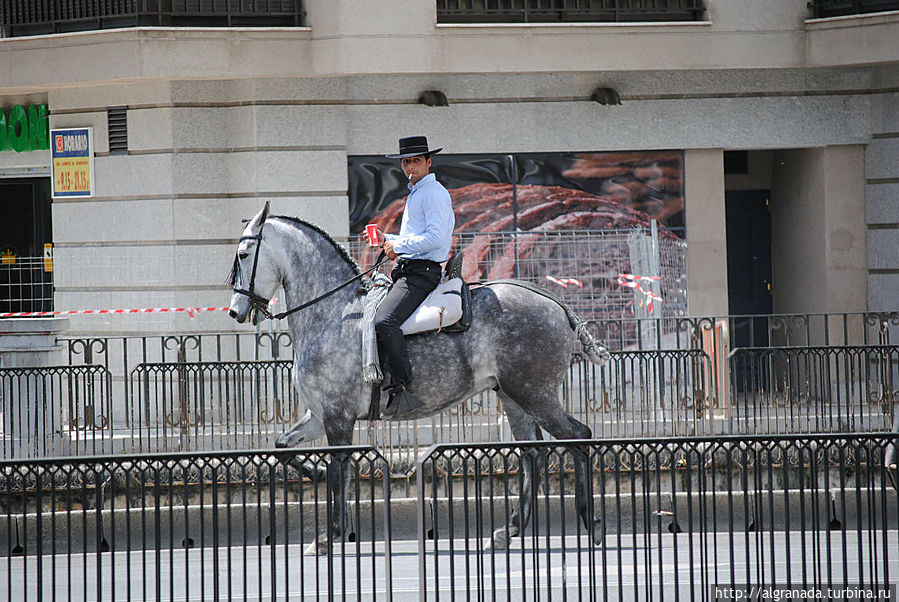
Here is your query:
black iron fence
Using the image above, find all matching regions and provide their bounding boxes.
[809,0,899,18]
[2,435,896,600]
[727,346,898,434]
[1,446,391,601]
[130,359,297,453]
[0,0,305,37]
[436,0,705,23]
[416,434,899,600]
[0,364,112,458]
[1,313,897,460]
[566,344,898,438]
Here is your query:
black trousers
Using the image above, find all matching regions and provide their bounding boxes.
[374,258,441,386]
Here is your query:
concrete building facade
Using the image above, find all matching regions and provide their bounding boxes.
[0,0,897,336]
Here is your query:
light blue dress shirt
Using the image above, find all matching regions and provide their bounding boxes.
[385,173,455,263]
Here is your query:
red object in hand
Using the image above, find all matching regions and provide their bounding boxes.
[366,224,380,246]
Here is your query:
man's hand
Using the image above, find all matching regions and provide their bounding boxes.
[383,239,398,260]
[377,229,399,260]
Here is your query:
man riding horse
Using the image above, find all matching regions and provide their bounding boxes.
[375,136,455,418]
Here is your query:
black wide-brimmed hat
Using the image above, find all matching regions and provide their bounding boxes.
[385,136,442,159]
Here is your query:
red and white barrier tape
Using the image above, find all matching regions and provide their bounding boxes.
[545,275,584,289]
[1,307,229,319]
[617,273,663,313]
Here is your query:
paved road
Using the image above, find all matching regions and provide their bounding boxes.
[7,531,897,600]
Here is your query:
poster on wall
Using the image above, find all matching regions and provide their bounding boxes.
[349,151,684,235]
[348,150,687,321]
[50,127,94,199]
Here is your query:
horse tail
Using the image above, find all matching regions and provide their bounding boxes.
[566,310,612,366]
[482,279,611,366]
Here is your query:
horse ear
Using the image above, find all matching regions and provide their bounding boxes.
[249,201,270,231]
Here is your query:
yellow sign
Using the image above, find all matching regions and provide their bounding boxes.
[0,249,15,265]
[50,127,94,199]
[44,243,53,272]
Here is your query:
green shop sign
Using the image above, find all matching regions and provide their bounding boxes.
[0,104,50,152]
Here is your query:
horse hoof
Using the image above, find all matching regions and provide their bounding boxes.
[304,538,329,556]
[488,525,519,550]
[592,519,604,545]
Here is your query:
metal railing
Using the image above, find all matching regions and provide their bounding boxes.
[728,345,898,435]
[1,446,391,601]
[416,434,899,600]
[436,0,705,23]
[0,0,305,37]
[2,320,896,464]
[0,364,112,458]
[0,311,895,459]
[0,257,53,315]
[809,0,899,18]
[4,435,894,599]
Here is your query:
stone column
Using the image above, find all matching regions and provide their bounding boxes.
[0,317,69,457]
[685,148,729,317]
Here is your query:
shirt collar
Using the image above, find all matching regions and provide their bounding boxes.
[408,172,436,192]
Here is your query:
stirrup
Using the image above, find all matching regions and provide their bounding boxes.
[380,385,424,419]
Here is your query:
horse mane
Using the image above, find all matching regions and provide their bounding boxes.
[271,215,362,275]
[226,215,361,285]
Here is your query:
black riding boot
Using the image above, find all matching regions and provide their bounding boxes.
[381,382,424,419]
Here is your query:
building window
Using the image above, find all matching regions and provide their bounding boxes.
[436,0,705,24]
[1,1,305,38]
[809,0,899,18]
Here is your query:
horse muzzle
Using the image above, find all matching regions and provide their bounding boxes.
[228,294,252,324]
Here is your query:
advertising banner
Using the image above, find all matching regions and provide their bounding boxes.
[50,127,94,199]
[348,151,687,320]
[349,151,684,236]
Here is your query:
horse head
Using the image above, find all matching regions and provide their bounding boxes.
[228,201,280,325]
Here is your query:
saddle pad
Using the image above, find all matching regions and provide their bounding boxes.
[401,277,464,335]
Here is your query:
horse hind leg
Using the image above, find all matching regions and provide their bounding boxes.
[488,394,545,550]
[501,384,603,545]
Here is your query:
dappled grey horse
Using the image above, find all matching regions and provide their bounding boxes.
[228,202,611,552]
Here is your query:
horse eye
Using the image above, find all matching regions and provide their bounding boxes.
[239,251,248,260]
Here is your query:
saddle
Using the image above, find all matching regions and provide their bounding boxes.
[399,252,472,335]
[440,252,472,334]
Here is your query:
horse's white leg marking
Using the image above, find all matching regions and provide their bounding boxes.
[275,409,325,447]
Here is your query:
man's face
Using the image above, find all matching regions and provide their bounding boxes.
[401,155,431,185]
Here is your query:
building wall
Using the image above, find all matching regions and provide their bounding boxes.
[1,0,898,335]
[771,146,867,315]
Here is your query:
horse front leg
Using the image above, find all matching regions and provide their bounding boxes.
[275,410,329,483]
[489,394,545,550]
[304,414,356,556]
[276,409,325,447]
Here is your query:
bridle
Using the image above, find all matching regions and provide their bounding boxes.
[232,219,389,321]
[232,228,269,315]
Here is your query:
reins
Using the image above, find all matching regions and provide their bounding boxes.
[233,219,388,321]
[263,250,388,320]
